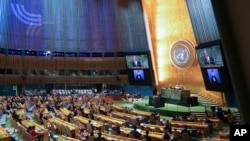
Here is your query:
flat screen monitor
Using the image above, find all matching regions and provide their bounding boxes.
[133,69,145,81]
[125,52,153,85]
[127,68,153,85]
[125,54,149,69]
[206,68,221,84]
[196,40,232,92]
[196,44,224,68]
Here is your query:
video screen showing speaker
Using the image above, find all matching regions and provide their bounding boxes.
[125,54,149,69]
[196,40,232,92]
[196,42,224,68]
[125,52,154,85]
[207,68,221,84]
[127,69,152,85]
[133,70,145,81]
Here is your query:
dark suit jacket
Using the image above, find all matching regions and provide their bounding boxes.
[12,112,19,121]
[136,74,142,80]
[204,56,215,65]
[211,76,218,83]
[132,61,142,67]
[130,130,141,138]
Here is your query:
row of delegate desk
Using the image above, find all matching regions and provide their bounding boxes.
[49,117,79,137]
[0,126,11,141]
[23,102,227,140]
[54,103,220,140]
[74,116,165,140]
[21,120,49,140]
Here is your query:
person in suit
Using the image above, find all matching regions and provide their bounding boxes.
[203,49,215,66]
[211,70,218,84]
[163,128,171,140]
[132,56,142,67]
[29,126,43,141]
[142,130,151,141]
[181,126,191,136]
[130,126,141,139]
[135,70,142,80]
[95,132,106,141]
[11,109,22,123]
[87,120,94,132]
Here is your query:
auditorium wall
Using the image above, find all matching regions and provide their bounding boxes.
[142,0,223,105]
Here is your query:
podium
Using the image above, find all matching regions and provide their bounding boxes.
[161,88,190,100]
[149,96,165,108]
[160,88,198,106]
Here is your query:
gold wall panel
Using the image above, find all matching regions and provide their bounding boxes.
[142,0,222,102]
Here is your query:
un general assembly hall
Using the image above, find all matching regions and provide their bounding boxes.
[0,0,249,141]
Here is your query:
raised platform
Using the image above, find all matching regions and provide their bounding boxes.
[132,97,205,117]
[148,96,198,107]
[113,96,239,118]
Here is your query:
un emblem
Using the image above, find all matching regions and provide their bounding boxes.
[170,40,196,69]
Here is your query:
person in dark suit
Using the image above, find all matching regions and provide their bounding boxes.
[130,126,141,139]
[11,109,21,123]
[210,69,218,84]
[181,126,191,136]
[203,49,215,66]
[135,71,142,80]
[95,132,106,141]
[142,130,151,141]
[163,128,171,140]
[132,56,142,67]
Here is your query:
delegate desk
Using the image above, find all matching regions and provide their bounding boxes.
[0,126,11,141]
[185,116,221,127]
[17,109,26,121]
[112,111,139,120]
[112,104,123,111]
[171,120,209,136]
[202,138,230,141]
[95,115,126,125]
[58,135,80,141]
[130,109,152,117]
[21,120,49,140]
[49,118,79,137]
[96,132,140,141]
[60,107,71,116]
[121,127,164,139]
[171,120,209,129]
[74,116,104,131]
[130,109,160,119]
[53,108,66,120]
[142,124,165,132]
[83,108,90,114]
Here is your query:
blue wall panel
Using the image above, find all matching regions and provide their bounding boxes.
[0,0,148,52]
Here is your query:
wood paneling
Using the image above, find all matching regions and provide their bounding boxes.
[0,55,128,84]
[0,54,6,68]
[0,75,129,84]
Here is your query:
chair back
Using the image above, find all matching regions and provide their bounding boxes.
[181,132,191,141]
[129,133,136,138]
